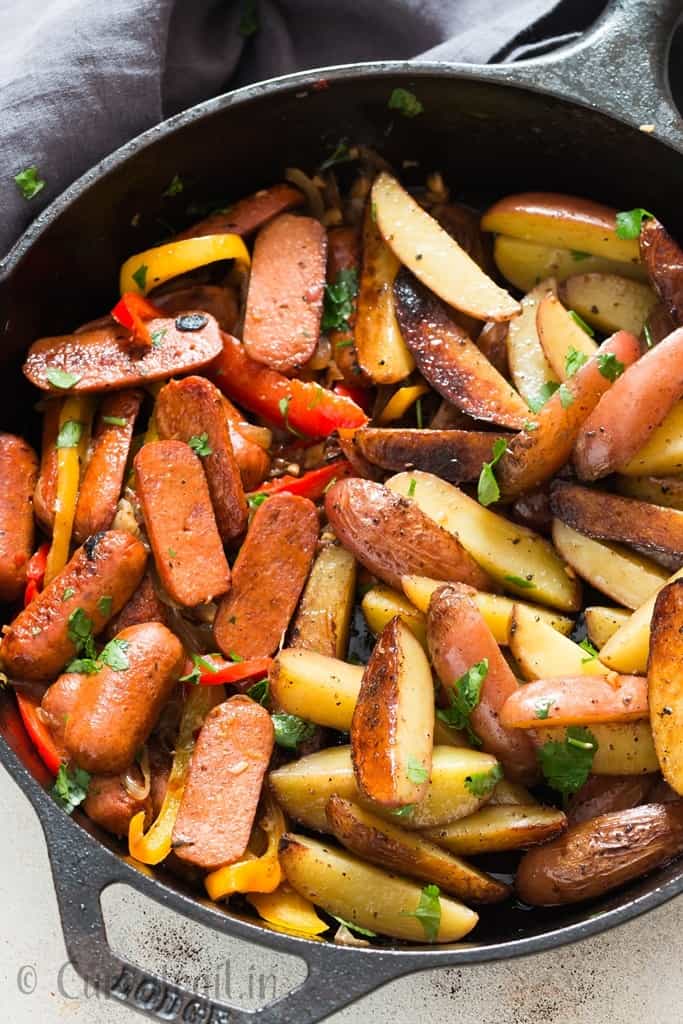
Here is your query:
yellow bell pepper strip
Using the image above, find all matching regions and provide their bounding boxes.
[204,793,285,901]
[128,685,215,865]
[120,234,250,296]
[44,395,94,584]
[378,382,429,424]
[246,885,328,937]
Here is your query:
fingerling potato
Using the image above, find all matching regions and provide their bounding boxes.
[559,273,657,336]
[585,606,632,648]
[640,217,683,325]
[536,291,597,380]
[354,427,512,483]
[361,585,427,648]
[533,722,660,775]
[648,580,683,794]
[270,649,363,731]
[500,674,648,729]
[493,235,646,294]
[289,540,357,659]
[616,400,683,477]
[600,567,683,673]
[566,774,656,826]
[424,804,567,855]
[506,278,559,406]
[509,603,607,680]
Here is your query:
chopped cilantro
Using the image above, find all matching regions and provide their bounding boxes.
[97,595,113,617]
[179,653,219,686]
[188,433,213,457]
[538,725,598,796]
[579,638,599,662]
[102,415,127,427]
[436,659,487,745]
[568,310,595,337]
[322,268,358,333]
[14,166,45,200]
[51,764,90,814]
[131,264,148,292]
[406,757,429,784]
[407,478,417,498]
[402,884,441,940]
[571,250,590,261]
[643,323,654,349]
[564,347,588,377]
[464,762,503,797]
[151,328,167,348]
[247,492,268,510]
[415,397,423,429]
[320,139,353,172]
[477,437,507,507]
[56,420,82,449]
[67,608,96,660]
[523,420,539,432]
[278,396,304,438]
[615,207,653,240]
[388,88,423,118]
[534,698,553,720]
[558,382,574,408]
[62,587,75,601]
[100,638,130,671]
[597,352,625,381]
[46,368,80,390]
[504,574,535,589]
[391,804,415,818]
[527,380,559,413]
[272,713,316,750]
[247,678,270,706]
[330,915,377,937]
[163,174,184,198]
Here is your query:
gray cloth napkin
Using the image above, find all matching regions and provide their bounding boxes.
[0,0,565,259]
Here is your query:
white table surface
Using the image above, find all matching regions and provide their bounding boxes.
[2,763,681,1024]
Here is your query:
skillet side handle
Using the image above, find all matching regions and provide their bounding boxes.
[488,0,683,152]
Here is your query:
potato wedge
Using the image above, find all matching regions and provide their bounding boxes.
[574,328,683,481]
[269,744,501,832]
[648,581,683,794]
[326,796,510,903]
[355,201,414,384]
[506,278,559,406]
[270,649,363,731]
[393,271,528,429]
[551,519,668,610]
[374,173,520,322]
[498,330,642,497]
[493,235,646,294]
[617,400,683,477]
[500,674,648,729]
[280,833,479,942]
[585,606,632,649]
[616,474,683,510]
[509,603,607,679]
[354,427,512,482]
[600,567,683,673]
[559,273,657,336]
[326,477,493,592]
[351,618,434,806]
[536,291,598,380]
[424,804,567,856]
[566,773,656,825]
[476,320,509,376]
[533,722,659,774]
[361,584,426,647]
[516,803,683,906]
[489,779,537,806]
[640,217,683,325]
[289,541,356,659]
[388,471,581,611]
[427,584,538,783]
[551,481,683,564]
[401,574,573,639]
[481,192,641,265]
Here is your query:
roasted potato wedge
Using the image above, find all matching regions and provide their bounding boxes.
[536,291,597,380]
[616,474,683,510]
[489,779,537,806]
[559,273,657,336]
[551,519,668,610]
[326,477,493,592]
[388,471,581,611]
[509,603,607,679]
[566,773,656,826]
[506,278,559,406]
[493,235,646,294]
[481,192,641,265]
[500,674,648,729]
[269,649,363,731]
[640,217,683,325]
[424,804,567,856]
[361,584,427,647]
[326,796,510,903]
[351,617,434,806]
[574,328,683,481]
[516,803,683,906]
[354,427,512,483]
[585,606,632,648]
[600,567,683,673]
[498,330,642,497]
[648,581,683,794]
[355,201,414,384]
[533,722,660,775]
[476,320,509,377]
[269,744,501,832]
[617,400,683,477]
[279,833,479,942]
[289,540,356,659]
[374,173,520,322]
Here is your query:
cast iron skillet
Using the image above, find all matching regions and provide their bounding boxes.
[1,1,683,1021]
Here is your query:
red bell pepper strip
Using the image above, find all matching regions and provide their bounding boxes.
[111,292,164,348]
[199,656,273,687]
[334,383,373,414]
[24,542,49,606]
[0,695,53,786]
[15,691,63,776]
[213,333,368,439]
[248,460,353,504]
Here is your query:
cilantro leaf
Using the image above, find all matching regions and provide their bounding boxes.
[565,347,588,377]
[188,433,213,457]
[571,250,590,261]
[615,208,653,240]
[14,166,45,200]
[320,140,354,172]
[534,698,553,720]
[151,328,167,348]
[62,587,75,601]
[272,713,316,750]
[436,659,487,744]
[179,653,219,686]
[406,757,429,784]
[163,174,184,198]
[538,725,598,796]
[66,658,102,675]
[391,804,415,818]
[278,396,304,438]
[56,419,82,449]
[46,368,80,390]
[67,608,96,660]
[322,268,358,333]
[643,323,654,349]
[131,264,148,292]
[558,382,574,408]
[247,492,268,510]
[464,762,503,797]
[597,352,625,382]
[102,415,127,427]
[567,310,595,337]
[527,380,559,413]
[51,764,90,814]
[97,595,112,617]
[100,638,130,671]
[407,478,417,498]
[403,884,441,940]
[247,678,270,706]
[388,88,423,118]
[579,638,599,662]
[477,437,507,507]
[504,574,535,589]
[330,915,377,937]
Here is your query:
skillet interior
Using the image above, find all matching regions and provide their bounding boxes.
[2,66,683,958]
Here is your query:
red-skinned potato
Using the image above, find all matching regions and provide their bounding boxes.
[566,774,656,826]
[574,327,683,481]
[497,330,641,497]
[351,617,434,807]
[499,674,648,730]
[648,580,683,795]
[325,478,493,592]
[536,290,597,380]
[516,803,683,906]
[427,583,538,784]
[640,217,683,326]
[353,427,512,483]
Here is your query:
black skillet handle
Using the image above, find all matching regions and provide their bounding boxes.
[487,0,683,151]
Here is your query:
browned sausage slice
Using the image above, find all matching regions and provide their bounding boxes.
[243,214,327,374]
[172,695,274,869]
[153,285,240,333]
[156,377,248,543]
[73,389,144,544]
[221,396,271,492]
[103,570,167,640]
[34,401,60,531]
[175,183,304,241]
[23,313,223,393]
[0,434,38,601]
[134,440,230,606]
[214,494,318,659]
[64,622,184,774]
[1,531,147,682]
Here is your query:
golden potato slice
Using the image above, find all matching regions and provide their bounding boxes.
[279,833,479,942]
[617,400,683,477]
[533,722,659,774]
[536,291,598,380]
[289,541,356,659]
[648,581,683,793]
[509,603,607,680]
[269,745,501,832]
[351,617,434,806]
[493,235,646,294]
[270,649,362,731]
[559,273,657,336]
[361,585,426,647]
[551,519,668,610]
[387,471,581,611]
[600,567,683,673]
[424,804,567,855]
[585,606,632,649]
[373,173,520,322]
[506,278,559,406]
[355,201,414,384]
[616,474,683,510]
[488,779,537,805]
[326,796,510,903]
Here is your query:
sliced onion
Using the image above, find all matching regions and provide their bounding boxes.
[285,168,325,221]
[306,335,331,372]
[122,745,151,802]
[235,421,272,450]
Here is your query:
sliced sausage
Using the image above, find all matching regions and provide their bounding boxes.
[0,434,38,601]
[243,214,327,374]
[172,695,274,869]
[175,183,304,241]
[84,771,152,836]
[73,389,143,544]
[214,494,318,659]
[134,440,230,606]
[103,570,167,640]
[64,622,184,774]
[155,377,247,543]
[23,314,223,393]
[153,285,240,333]
[34,400,60,531]
[1,531,147,681]
[222,396,271,492]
